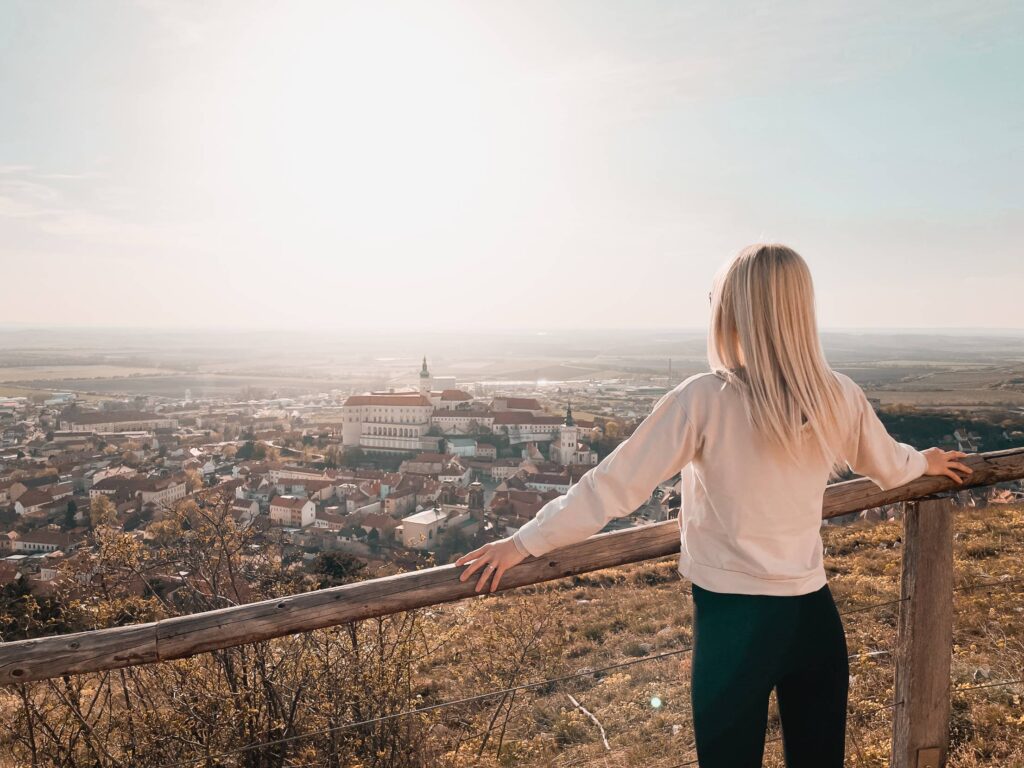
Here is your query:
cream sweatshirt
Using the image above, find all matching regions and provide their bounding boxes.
[511,370,929,596]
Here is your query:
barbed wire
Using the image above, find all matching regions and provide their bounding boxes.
[144,638,901,768]
[838,595,908,616]
[63,561,1024,768]
[834,570,1024,618]
[203,681,1003,768]
[277,724,497,768]
[662,698,904,768]
[851,698,903,715]
[141,574,949,768]
[149,644,697,768]
[954,575,1024,594]
[273,696,909,768]
[955,676,1024,694]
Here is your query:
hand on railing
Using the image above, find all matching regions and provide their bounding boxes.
[455,538,527,593]
[922,448,973,485]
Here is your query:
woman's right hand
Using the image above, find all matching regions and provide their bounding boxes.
[922,447,973,484]
[455,538,527,593]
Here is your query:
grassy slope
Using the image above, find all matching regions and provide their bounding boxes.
[424,502,1024,767]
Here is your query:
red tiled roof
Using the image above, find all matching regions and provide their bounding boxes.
[18,529,80,547]
[344,394,432,407]
[279,479,335,491]
[64,410,171,425]
[270,496,310,510]
[358,512,396,530]
[91,476,132,492]
[411,452,449,462]
[496,397,542,410]
[316,511,346,523]
[16,489,53,507]
[492,412,563,425]
[134,476,186,492]
[528,472,572,485]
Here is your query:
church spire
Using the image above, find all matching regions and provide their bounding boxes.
[564,400,575,427]
[420,355,430,378]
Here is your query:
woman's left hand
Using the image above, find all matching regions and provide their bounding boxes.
[455,538,527,593]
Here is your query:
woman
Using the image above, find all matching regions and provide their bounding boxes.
[456,243,972,767]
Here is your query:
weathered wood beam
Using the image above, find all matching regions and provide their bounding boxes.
[890,497,954,768]
[1,447,1021,686]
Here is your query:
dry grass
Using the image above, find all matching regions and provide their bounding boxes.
[1,504,1021,767]
[422,502,1024,767]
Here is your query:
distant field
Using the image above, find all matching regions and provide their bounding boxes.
[0,385,109,402]
[14,373,352,399]
[0,365,176,382]
[842,361,1024,407]
[867,389,1024,407]
[0,340,1021,410]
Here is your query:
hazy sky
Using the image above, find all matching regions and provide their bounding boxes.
[1,1,1021,331]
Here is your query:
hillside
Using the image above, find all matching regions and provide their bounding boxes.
[421,501,1024,767]
[1,501,1022,767]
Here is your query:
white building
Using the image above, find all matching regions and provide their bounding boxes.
[136,477,188,508]
[341,356,437,453]
[492,411,564,445]
[14,490,52,517]
[342,392,434,452]
[439,462,472,486]
[431,409,495,435]
[59,411,179,433]
[342,358,487,453]
[230,500,260,524]
[445,437,477,457]
[524,472,573,493]
[398,506,471,550]
[267,465,331,484]
[269,496,316,528]
[434,389,474,410]
[549,403,598,466]
[400,508,447,549]
[12,529,76,553]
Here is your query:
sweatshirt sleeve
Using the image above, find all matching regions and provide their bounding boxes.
[512,389,698,558]
[843,382,928,491]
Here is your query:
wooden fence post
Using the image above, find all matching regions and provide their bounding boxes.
[890,497,954,768]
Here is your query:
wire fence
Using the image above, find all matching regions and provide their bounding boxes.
[8,527,1020,768]
[128,569,1024,768]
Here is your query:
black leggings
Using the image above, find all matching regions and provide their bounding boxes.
[689,582,849,767]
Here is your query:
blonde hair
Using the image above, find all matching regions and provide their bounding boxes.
[708,243,850,470]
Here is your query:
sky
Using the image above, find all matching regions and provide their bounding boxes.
[0,0,1021,332]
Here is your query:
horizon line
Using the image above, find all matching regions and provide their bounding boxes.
[1,324,1024,336]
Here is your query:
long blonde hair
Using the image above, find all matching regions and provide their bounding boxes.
[708,243,850,470]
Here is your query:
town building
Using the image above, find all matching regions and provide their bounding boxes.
[269,496,316,528]
[549,403,598,466]
[342,392,434,453]
[59,411,179,433]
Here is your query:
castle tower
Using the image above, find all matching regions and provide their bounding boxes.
[419,355,432,396]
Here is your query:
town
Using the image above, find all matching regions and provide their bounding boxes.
[0,357,698,598]
[4,351,1023,606]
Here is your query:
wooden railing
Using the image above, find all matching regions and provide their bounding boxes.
[1,446,1023,768]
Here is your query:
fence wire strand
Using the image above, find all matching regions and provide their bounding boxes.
[42,541,1024,768]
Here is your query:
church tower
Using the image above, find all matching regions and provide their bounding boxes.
[553,401,578,465]
[419,355,432,397]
